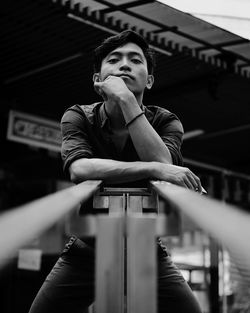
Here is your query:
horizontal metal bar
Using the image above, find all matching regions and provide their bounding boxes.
[237,63,250,69]
[98,0,154,14]
[100,187,151,195]
[0,180,102,267]
[197,123,250,139]
[150,180,250,279]
[4,53,83,84]
[184,157,250,180]
[195,39,249,51]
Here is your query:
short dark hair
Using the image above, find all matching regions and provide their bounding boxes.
[93,30,155,74]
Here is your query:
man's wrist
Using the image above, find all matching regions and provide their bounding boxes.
[120,97,143,125]
[125,111,145,127]
[118,91,136,107]
[147,161,160,179]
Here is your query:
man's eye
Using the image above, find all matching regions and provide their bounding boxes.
[108,58,118,64]
[131,59,142,64]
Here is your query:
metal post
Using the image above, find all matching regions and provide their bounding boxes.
[127,215,157,313]
[126,189,158,313]
[95,215,124,313]
[93,186,158,313]
[94,188,126,313]
[209,238,220,313]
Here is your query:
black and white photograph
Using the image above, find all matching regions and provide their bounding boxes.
[1,1,250,312]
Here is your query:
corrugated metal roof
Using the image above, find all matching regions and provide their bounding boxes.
[59,0,250,77]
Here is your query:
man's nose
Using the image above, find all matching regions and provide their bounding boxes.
[119,58,131,71]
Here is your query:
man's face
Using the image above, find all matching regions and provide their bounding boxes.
[98,42,154,95]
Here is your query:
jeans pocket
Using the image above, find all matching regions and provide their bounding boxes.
[158,255,185,283]
[61,236,77,255]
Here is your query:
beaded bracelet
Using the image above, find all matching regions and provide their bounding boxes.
[125,111,145,127]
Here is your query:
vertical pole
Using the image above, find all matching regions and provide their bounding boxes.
[94,188,158,313]
[209,238,220,313]
[95,215,124,313]
[127,215,157,313]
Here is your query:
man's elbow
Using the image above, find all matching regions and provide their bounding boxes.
[69,159,89,183]
[157,153,173,164]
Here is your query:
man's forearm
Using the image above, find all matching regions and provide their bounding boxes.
[119,97,173,163]
[69,158,156,184]
[69,157,203,191]
[127,115,173,163]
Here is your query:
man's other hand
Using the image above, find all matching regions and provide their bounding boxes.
[153,162,202,192]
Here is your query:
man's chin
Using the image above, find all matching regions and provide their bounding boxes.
[122,80,136,91]
[120,77,132,86]
[119,79,141,95]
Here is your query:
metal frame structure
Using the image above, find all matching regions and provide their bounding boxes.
[53,0,250,78]
[91,186,160,313]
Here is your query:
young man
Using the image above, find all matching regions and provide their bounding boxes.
[29,30,202,313]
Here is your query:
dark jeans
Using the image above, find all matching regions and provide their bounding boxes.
[29,236,202,313]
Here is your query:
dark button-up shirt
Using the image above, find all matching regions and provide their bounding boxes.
[61,102,184,179]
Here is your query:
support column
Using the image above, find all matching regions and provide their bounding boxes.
[95,215,124,313]
[127,215,157,313]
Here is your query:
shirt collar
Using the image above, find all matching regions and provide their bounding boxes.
[99,102,148,130]
[99,102,112,130]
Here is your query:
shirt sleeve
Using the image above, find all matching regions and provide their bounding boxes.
[154,108,184,166]
[61,106,93,176]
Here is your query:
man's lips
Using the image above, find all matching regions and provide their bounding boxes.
[117,74,134,80]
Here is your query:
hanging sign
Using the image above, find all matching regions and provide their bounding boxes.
[7,110,61,152]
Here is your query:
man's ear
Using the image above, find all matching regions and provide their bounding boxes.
[146,75,154,90]
[93,73,101,83]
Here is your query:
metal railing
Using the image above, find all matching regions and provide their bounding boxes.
[0,179,250,312]
[150,181,250,282]
[0,180,102,267]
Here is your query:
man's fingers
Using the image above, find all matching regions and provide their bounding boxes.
[193,174,202,192]
[187,172,202,192]
[183,176,196,190]
[162,164,204,193]
[94,82,107,100]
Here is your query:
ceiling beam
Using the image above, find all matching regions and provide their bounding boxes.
[98,0,154,14]
[4,53,83,84]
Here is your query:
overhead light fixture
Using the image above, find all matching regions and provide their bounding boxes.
[183,129,204,140]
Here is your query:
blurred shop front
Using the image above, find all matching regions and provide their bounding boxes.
[0,109,250,313]
[0,110,67,313]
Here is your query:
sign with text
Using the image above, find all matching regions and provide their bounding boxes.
[18,249,42,271]
[7,110,61,152]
